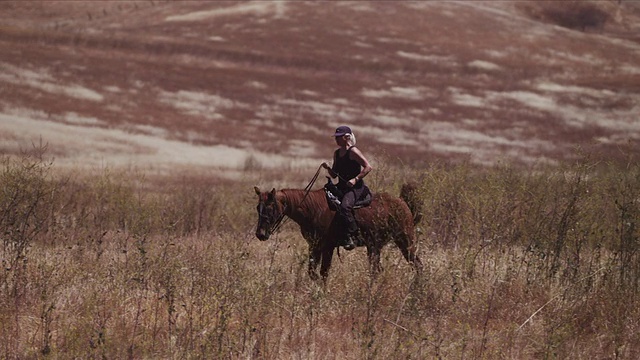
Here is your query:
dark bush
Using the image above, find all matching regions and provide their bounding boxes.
[522,2,611,31]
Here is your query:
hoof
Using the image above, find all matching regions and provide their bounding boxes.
[308,271,320,281]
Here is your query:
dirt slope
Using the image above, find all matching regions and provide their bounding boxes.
[1,1,639,172]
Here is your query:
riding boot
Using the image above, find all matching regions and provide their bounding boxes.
[338,192,358,251]
[343,232,356,251]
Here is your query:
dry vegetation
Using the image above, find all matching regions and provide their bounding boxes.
[1,145,640,359]
[2,1,640,359]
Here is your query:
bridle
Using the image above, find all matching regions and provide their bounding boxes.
[263,164,323,236]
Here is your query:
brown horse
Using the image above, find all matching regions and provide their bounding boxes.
[254,183,423,280]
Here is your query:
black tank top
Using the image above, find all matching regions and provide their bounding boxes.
[332,147,363,189]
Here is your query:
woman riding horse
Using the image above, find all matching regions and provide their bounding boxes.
[322,125,372,251]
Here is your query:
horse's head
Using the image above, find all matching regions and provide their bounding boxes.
[254,187,285,241]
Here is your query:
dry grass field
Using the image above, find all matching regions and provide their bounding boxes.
[1,1,640,359]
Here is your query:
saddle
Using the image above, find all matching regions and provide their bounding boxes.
[324,177,372,211]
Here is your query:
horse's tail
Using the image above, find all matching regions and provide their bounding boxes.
[400,181,423,225]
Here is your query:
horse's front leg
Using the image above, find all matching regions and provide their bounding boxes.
[308,246,321,281]
[367,245,383,275]
[319,244,335,281]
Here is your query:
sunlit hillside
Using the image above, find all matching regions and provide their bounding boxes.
[1,1,639,175]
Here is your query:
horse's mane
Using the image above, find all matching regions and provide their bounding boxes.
[280,188,328,213]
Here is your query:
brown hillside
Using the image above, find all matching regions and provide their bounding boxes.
[1,1,639,173]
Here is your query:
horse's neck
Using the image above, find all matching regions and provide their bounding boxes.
[280,189,304,216]
[280,189,320,223]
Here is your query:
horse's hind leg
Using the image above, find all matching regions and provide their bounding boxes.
[395,235,423,271]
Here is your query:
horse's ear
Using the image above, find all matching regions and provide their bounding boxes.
[254,186,261,195]
[268,188,276,199]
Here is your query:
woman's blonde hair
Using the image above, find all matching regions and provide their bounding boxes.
[345,132,357,147]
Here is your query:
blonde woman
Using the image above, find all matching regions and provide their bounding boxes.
[322,125,373,250]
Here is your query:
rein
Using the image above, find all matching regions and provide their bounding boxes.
[269,164,323,235]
